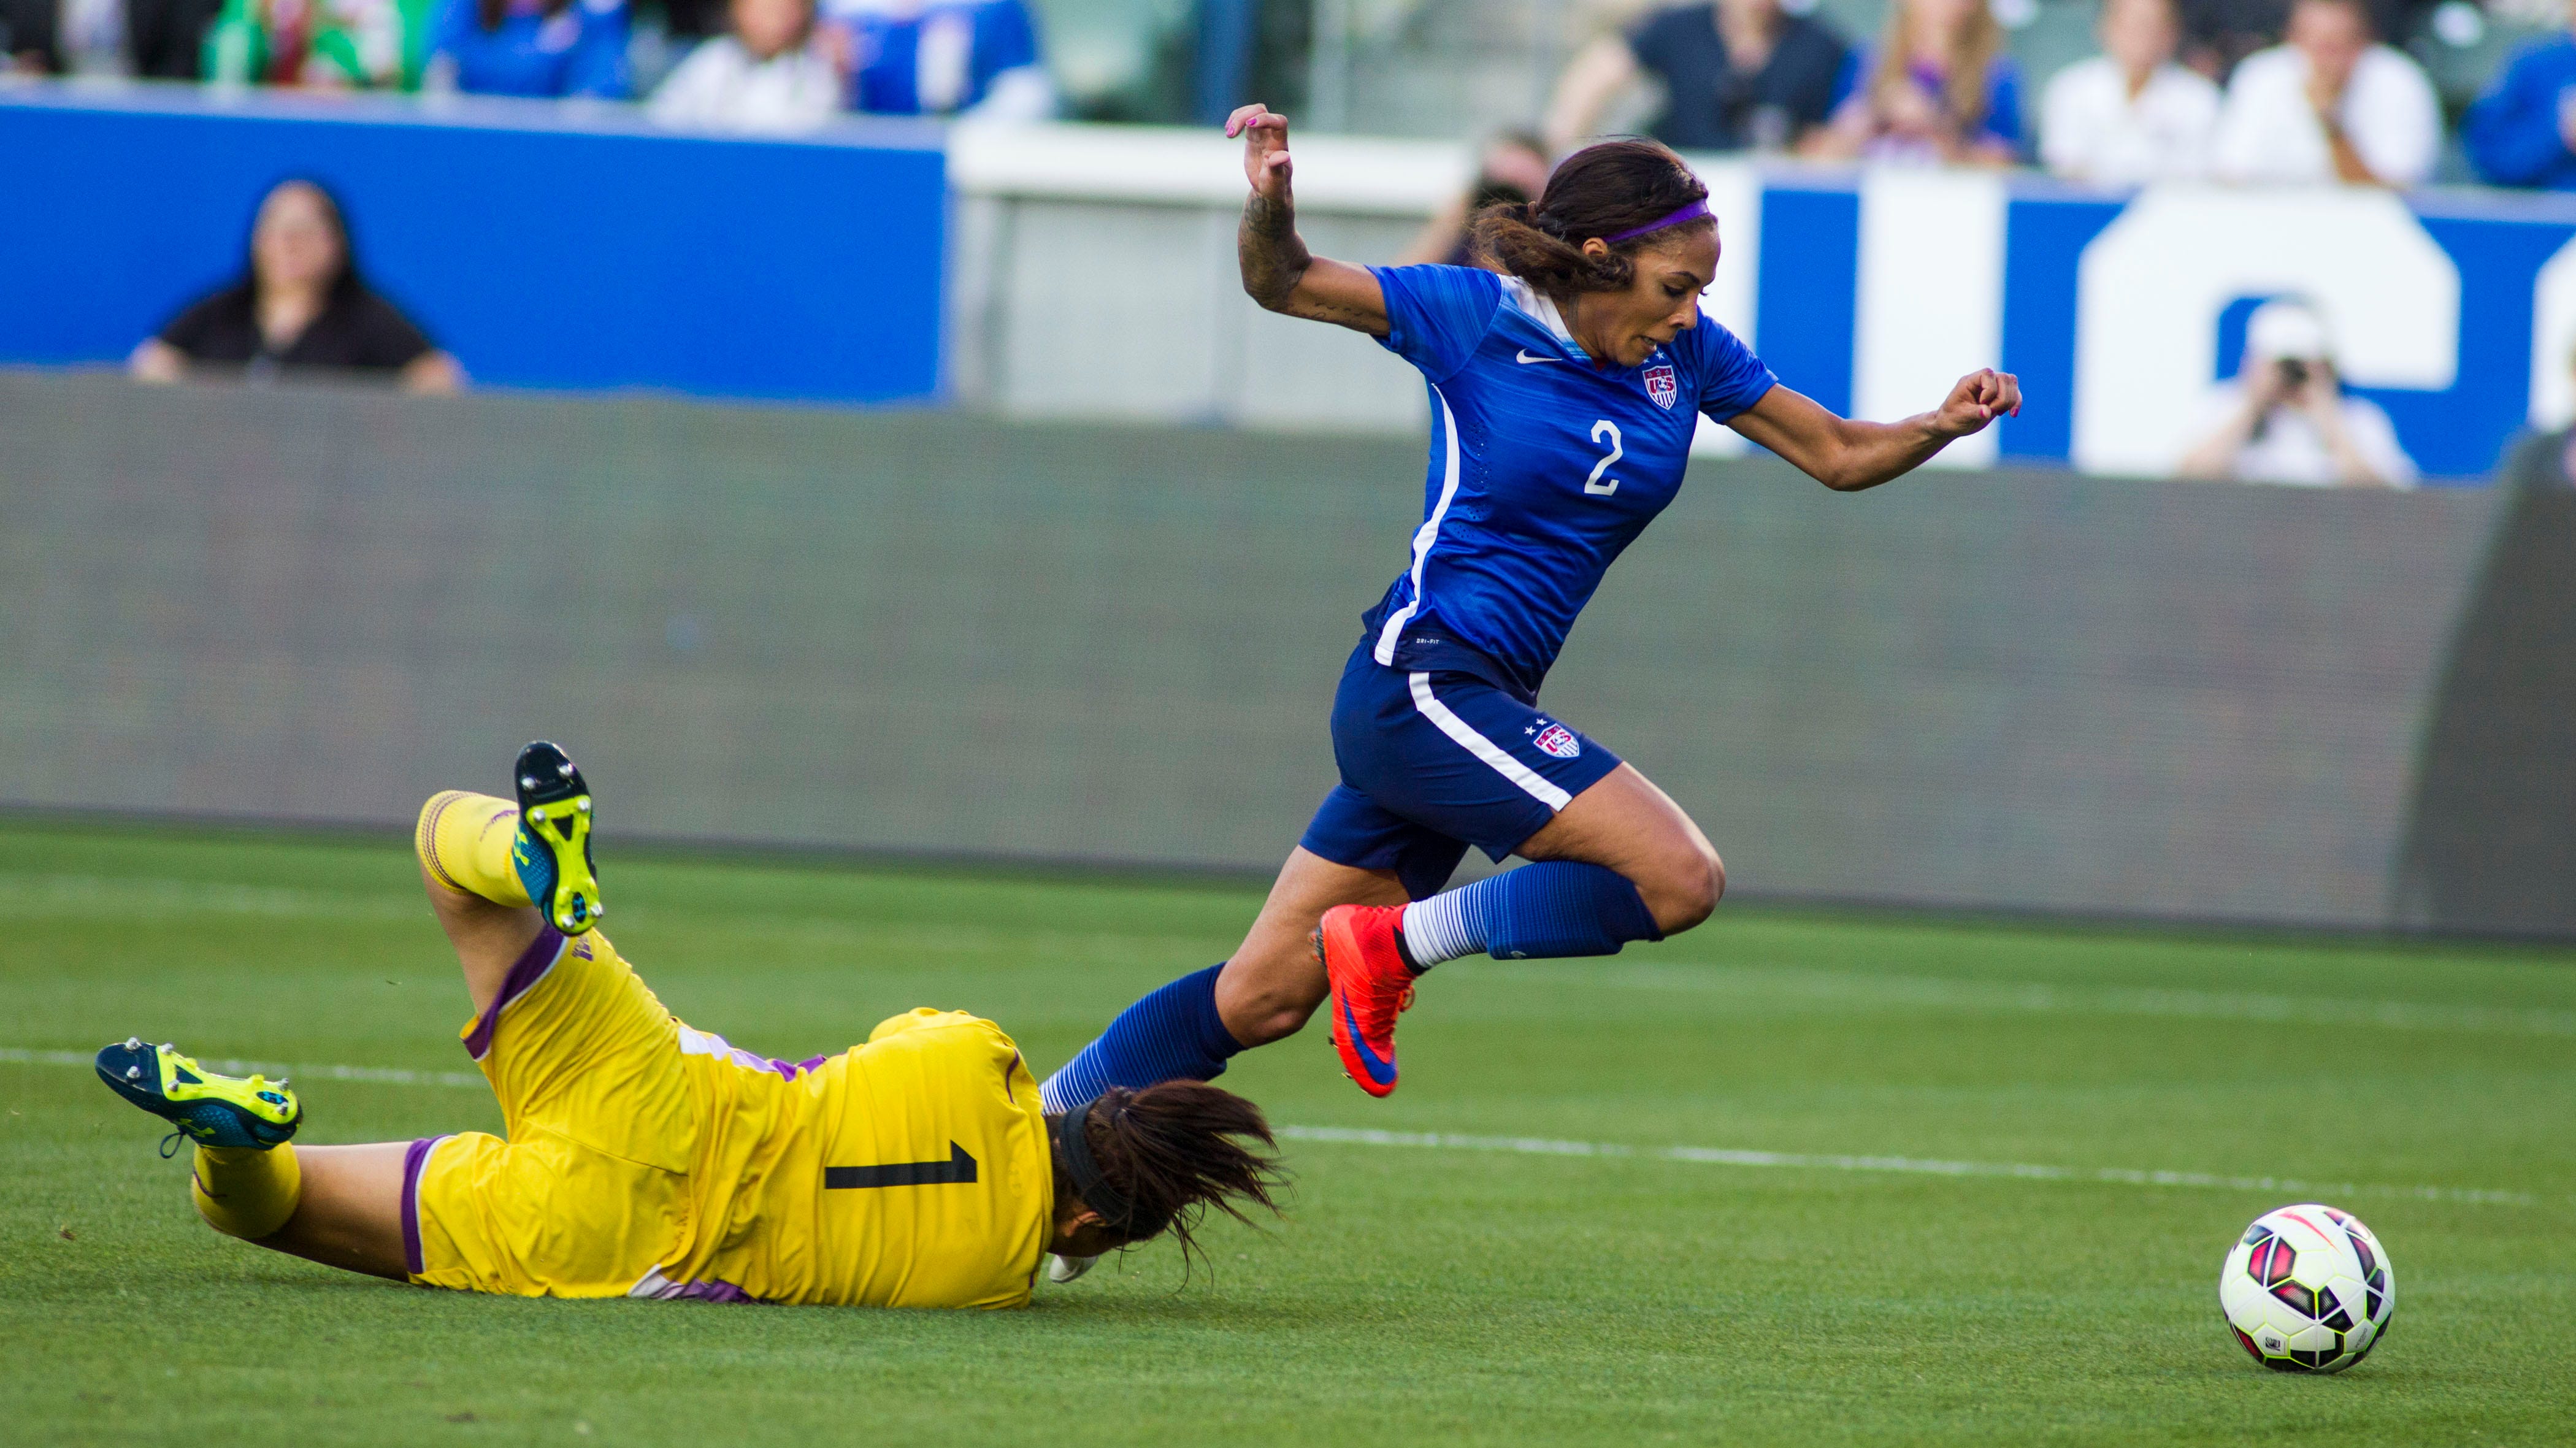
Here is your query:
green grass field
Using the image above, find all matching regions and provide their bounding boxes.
[3,819,2571,1446]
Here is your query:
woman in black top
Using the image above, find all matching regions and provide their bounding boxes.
[131,180,463,393]
[1545,0,1853,154]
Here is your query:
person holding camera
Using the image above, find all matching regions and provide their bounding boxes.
[2177,297,2415,486]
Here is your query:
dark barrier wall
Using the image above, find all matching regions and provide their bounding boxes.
[4,370,2553,932]
[2395,487,2576,934]
[0,87,943,402]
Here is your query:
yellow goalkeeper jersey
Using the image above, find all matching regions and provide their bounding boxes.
[411,928,1056,1311]
[683,1008,1054,1308]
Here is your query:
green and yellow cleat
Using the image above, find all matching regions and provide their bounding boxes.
[95,1039,299,1150]
[512,740,605,935]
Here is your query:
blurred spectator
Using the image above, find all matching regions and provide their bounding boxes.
[2493,345,2576,488]
[2,0,131,74]
[824,0,1050,120]
[1807,0,2023,165]
[202,0,411,86]
[4,0,219,74]
[1,0,64,71]
[1194,0,1255,126]
[133,0,224,73]
[2041,0,2222,183]
[2177,0,2436,77]
[2462,0,2576,188]
[648,0,838,130]
[2177,299,2413,485]
[2174,0,2286,79]
[129,179,462,394]
[424,0,627,97]
[2494,417,2576,488]
[1395,131,1553,267]
[1543,0,1855,155]
[656,0,721,40]
[2210,0,2436,184]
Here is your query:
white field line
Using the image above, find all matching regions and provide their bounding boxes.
[1275,1127,2539,1208]
[21,870,2571,1039]
[5,1047,2539,1208]
[0,1047,485,1090]
[0,873,424,922]
[1453,961,2576,1039]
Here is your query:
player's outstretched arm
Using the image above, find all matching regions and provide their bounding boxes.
[1729,369,2023,492]
[1229,104,1389,337]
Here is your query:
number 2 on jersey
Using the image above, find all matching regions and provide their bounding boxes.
[1584,419,1623,497]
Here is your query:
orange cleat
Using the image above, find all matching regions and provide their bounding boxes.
[1316,903,1417,1097]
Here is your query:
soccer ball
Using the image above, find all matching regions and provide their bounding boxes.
[2219,1204,2395,1373]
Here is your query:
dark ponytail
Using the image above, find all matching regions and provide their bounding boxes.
[1470,138,1712,297]
[1060,1081,1286,1273]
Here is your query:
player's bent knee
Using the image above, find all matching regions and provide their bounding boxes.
[1229,977,1325,1046]
[1235,999,1319,1048]
[1641,845,1724,935]
[1215,962,1327,1047]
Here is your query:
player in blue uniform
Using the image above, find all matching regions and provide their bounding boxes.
[1038,109,2017,1273]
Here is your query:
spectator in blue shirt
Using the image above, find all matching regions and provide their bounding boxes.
[822,0,1051,120]
[1808,0,2022,164]
[426,0,630,98]
[2463,13,2576,189]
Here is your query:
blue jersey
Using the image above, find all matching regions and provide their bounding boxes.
[431,0,630,98]
[1362,264,1778,699]
[837,0,1040,115]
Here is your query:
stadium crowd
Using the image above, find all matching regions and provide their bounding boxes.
[3,0,2576,185]
[21,0,2575,486]
[1546,0,2570,188]
[0,0,1052,130]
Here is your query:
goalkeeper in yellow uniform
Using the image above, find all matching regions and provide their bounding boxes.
[96,743,1283,1308]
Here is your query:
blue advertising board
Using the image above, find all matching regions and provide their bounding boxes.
[0,85,945,403]
[1688,163,2576,482]
[14,85,2576,478]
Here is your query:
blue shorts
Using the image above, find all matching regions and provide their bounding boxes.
[1297,645,1623,900]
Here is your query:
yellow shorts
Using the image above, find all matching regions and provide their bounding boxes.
[404,925,710,1298]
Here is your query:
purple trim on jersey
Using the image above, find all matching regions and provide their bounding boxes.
[400,1134,448,1276]
[662,1278,759,1304]
[683,1025,832,1081]
[631,1268,763,1304]
[760,1051,828,1081]
[463,926,566,1061]
[1602,199,1711,244]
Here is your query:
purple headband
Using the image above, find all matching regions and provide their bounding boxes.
[1601,199,1712,245]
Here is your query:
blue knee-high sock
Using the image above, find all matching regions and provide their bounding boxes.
[1400,861,1663,965]
[1040,962,1244,1113]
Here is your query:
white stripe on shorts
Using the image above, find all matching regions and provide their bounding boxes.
[1407,671,1573,811]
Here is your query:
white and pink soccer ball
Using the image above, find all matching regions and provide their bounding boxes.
[2220,1204,2396,1373]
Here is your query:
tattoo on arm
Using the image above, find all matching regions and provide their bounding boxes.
[1239,193,1312,310]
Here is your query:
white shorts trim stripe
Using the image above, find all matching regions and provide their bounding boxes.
[1408,671,1573,811]
[1373,383,1464,666]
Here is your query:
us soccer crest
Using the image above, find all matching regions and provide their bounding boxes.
[1532,723,1581,759]
[1643,362,1677,410]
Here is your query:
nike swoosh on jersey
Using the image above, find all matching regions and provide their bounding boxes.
[1514,350,1557,364]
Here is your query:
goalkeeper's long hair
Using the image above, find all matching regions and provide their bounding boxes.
[1065,1081,1287,1275]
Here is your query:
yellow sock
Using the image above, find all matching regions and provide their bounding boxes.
[416,791,531,907]
[191,1143,301,1241]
